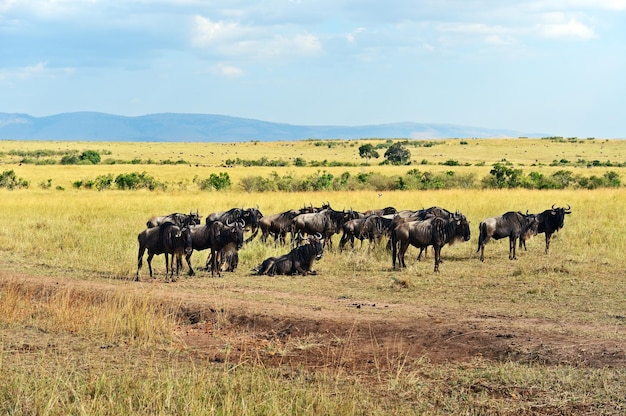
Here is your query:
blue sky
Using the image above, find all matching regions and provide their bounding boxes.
[1,0,625,138]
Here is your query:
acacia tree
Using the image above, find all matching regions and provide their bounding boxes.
[358,144,380,164]
[384,143,411,165]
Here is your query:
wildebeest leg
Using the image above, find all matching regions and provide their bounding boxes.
[545,232,553,254]
[398,241,410,268]
[433,245,442,273]
[509,236,517,260]
[257,257,275,275]
[211,248,221,277]
[147,253,155,278]
[185,252,195,276]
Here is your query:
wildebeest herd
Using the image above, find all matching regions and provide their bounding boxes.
[135,203,571,282]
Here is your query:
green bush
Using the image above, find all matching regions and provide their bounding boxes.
[196,172,231,191]
[0,170,29,189]
[115,172,163,191]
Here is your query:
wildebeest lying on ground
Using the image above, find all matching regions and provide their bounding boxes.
[521,204,571,254]
[477,211,539,262]
[391,211,471,273]
[146,211,202,229]
[255,234,324,276]
[136,221,193,282]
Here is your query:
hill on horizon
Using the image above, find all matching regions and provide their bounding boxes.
[0,112,543,142]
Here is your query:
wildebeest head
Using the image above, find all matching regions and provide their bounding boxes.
[242,207,263,230]
[453,212,471,241]
[522,212,539,239]
[177,225,194,256]
[551,204,571,230]
[188,210,202,226]
[226,219,246,250]
[308,233,325,260]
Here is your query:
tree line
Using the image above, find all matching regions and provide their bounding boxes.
[0,166,620,192]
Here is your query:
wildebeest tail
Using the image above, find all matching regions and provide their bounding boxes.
[390,226,399,268]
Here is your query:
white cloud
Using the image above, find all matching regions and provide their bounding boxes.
[192,16,250,46]
[538,13,596,39]
[192,15,322,59]
[0,61,75,83]
[346,27,366,44]
[211,63,244,77]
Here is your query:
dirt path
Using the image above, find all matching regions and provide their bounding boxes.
[3,271,625,373]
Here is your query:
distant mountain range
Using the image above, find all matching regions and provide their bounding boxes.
[0,112,543,142]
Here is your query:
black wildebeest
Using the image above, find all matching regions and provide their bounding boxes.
[527,204,572,253]
[477,211,539,262]
[136,221,193,282]
[186,220,245,277]
[255,234,324,276]
[391,212,471,272]
[146,211,201,228]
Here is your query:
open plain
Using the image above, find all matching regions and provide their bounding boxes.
[1,138,625,414]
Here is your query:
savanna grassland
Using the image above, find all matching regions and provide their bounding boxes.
[1,138,625,415]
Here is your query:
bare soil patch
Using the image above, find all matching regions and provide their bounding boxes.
[4,271,625,374]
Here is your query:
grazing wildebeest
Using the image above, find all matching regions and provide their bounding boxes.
[136,221,193,282]
[477,211,539,262]
[528,204,572,254]
[259,209,304,245]
[186,220,245,277]
[255,234,324,276]
[391,212,471,272]
[339,214,386,251]
[146,211,201,228]
[292,208,358,249]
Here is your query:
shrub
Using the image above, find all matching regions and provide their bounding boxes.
[196,172,231,191]
[115,172,163,191]
[0,170,29,189]
[80,150,101,164]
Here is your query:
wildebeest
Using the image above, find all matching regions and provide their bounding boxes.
[391,212,471,272]
[362,206,397,216]
[146,211,201,228]
[259,208,306,245]
[255,234,324,276]
[529,204,572,253]
[477,211,539,262]
[206,207,263,243]
[292,208,358,249]
[136,221,193,282]
[185,220,245,277]
[339,214,386,251]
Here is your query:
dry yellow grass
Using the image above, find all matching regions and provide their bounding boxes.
[1,138,625,415]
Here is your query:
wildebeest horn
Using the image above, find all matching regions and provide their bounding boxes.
[238,219,245,227]
[226,219,232,227]
[552,203,556,210]
[315,232,323,239]
[565,204,571,211]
